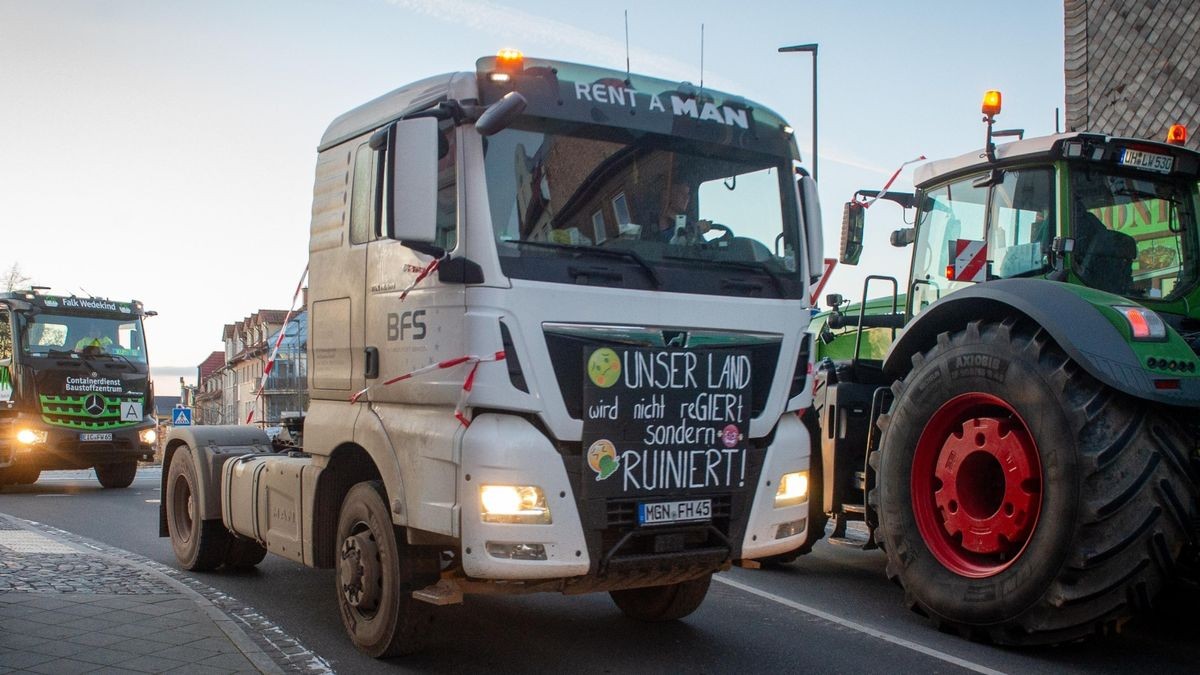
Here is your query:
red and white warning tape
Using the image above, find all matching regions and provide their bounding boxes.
[400,258,441,301]
[350,351,507,427]
[246,264,309,425]
[861,155,927,208]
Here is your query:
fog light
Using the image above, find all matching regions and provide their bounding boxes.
[16,429,47,445]
[485,542,547,561]
[776,518,807,539]
[775,471,808,507]
[480,485,551,524]
[139,428,158,445]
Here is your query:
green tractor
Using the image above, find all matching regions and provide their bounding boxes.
[810,92,1200,644]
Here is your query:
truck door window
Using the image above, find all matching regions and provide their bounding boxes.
[990,168,1054,278]
[434,120,458,251]
[0,309,11,361]
[911,177,988,312]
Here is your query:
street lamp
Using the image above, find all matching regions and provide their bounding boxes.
[779,43,818,182]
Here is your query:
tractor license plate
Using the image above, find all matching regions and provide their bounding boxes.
[1119,148,1174,174]
[639,499,711,526]
[79,432,112,442]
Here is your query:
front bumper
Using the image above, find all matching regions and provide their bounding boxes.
[3,415,155,470]
[458,413,811,581]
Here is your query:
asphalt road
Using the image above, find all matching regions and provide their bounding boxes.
[1,469,1197,674]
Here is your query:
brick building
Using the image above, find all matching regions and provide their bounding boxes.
[1065,0,1200,148]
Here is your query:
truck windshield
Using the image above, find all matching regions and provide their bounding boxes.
[20,313,148,363]
[1070,169,1199,300]
[483,119,803,299]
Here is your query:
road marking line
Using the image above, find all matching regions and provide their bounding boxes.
[145,499,161,504]
[714,576,1007,675]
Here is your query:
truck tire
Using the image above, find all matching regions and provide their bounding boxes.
[1,465,40,485]
[876,318,1197,645]
[95,460,138,489]
[225,538,268,570]
[166,445,231,571]
[610,573,712,621]
[336,481,438,658]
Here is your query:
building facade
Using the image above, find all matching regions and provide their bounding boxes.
[192,308,308,426]
[1065,0,1200,148]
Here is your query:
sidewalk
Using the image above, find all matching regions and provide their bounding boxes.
[0,513,282,674]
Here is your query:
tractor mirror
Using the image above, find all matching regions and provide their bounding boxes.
[840,201,865,265]
[890,227,915,247]
[825,293,843,309]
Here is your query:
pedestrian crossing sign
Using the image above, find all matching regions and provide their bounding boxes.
[173,407,192,426]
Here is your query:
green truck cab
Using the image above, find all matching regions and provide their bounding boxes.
[0,290,157,488]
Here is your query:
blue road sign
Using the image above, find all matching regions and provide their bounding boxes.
[173,408,193,426]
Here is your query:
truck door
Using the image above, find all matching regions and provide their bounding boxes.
[363,119,467,404]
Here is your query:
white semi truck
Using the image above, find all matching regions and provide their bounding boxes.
[161,51,825,657]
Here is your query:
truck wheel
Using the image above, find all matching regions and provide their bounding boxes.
[95,460,138,488]
[166,445,231,571]
[610,573,712,621]
[10,466,40,485]
[876,319,1197,645]
[336,481,438,658]
[225,538,268,569]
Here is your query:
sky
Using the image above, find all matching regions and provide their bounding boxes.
[0,0,1066,396]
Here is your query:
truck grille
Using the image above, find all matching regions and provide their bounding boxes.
[39,394,143,430]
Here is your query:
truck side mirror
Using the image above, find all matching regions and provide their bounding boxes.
[840,201,864,265]
[890,227,915,247]
[382,117,439,247]
[797,175,825,281]
[476,92,527,137]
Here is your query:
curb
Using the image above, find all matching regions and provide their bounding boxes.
[1,513,332,674]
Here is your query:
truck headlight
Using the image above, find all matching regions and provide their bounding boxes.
[16,429,47,445]
[480,485,552,524]
[139,428,158,445]
[775,471,808,508]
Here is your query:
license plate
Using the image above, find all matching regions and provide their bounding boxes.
[1119,148,1174,174]
[639,499,711,525]
[79,433,112,442]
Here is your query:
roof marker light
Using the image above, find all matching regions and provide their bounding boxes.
[1167,124,1187,145]
[982,90,1002,117]
[496,48,524,66]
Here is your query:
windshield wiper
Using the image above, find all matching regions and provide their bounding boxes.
[82,351,141,370]
[665,255,787,295]
[507,241,661,288]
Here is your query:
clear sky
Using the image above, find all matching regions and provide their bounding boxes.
[0,0,1065,396]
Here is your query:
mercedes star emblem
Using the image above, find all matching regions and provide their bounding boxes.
[84,394,106,417]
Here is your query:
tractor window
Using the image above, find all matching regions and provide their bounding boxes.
[990,168,1055,279]
[911,176,988,312]
[1068,170,1198,299]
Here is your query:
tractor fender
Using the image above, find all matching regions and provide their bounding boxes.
[882,278,1199,406]
[158,426,273,537]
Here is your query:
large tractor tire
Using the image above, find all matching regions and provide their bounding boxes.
[166,445,231,571]
[610,573,712,622]
[335,481,440,658]
[875,318,1196,645]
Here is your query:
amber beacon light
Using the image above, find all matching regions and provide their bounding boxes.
[1167,123,1187,145]
[981,90,1002,117]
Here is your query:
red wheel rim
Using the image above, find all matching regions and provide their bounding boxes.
[911,393,1042,578]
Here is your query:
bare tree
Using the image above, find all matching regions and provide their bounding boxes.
[2,263,31,292]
